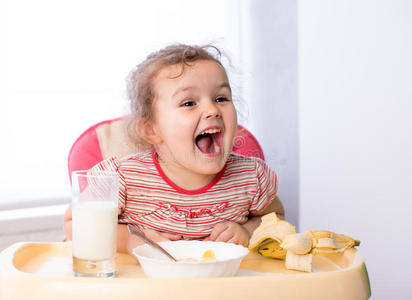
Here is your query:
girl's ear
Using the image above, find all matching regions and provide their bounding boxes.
[136,120,163,145]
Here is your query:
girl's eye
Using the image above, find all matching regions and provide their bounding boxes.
[215,96,229,103]
[182,100,195,107]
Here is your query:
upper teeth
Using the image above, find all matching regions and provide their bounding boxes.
[199,129,221,135]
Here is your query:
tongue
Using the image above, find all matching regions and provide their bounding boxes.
[196,135,213,153]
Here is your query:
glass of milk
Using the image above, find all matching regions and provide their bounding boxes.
[71,170,118,278]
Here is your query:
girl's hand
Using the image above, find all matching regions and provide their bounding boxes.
[203,221,249,247]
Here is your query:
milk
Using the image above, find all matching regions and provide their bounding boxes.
[72,201,117,261]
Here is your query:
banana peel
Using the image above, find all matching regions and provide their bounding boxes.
[249,213,360,272]
[306,230,360,254]
[257,240,287,259]
[249,213,296,251]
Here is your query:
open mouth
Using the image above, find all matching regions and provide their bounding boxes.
[195,128,223,155]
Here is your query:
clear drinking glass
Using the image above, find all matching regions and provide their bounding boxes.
[71,170,118,278]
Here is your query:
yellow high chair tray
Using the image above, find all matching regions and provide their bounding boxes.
[0,242,370,300]
[0,242,371,300]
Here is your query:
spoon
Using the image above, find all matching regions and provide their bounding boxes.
[127,224,178,262]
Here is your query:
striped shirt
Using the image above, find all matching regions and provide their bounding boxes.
[91,149,277,238]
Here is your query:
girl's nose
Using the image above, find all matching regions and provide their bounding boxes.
[203,101,221,119]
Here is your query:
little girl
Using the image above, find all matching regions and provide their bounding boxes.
[63,44,284,254]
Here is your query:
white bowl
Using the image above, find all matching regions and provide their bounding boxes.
[132,240,249,278]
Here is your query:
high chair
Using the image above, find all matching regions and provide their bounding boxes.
[67,115,265,179]
[0,116,371,300]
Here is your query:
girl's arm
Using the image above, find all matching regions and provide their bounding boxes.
[63,205,181,255]
[243,195,285,236]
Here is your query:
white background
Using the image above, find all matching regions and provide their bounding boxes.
[0,0,245,205]
[299,1,412,299]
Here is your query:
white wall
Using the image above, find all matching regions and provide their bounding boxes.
[241,0,299,226]
[299,1,412,299]
[0,0,241,208]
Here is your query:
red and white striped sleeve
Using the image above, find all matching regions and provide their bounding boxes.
[249,158,278,215]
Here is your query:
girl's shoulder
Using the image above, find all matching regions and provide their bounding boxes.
[225,152,275,182]
[115,149,155,169]
[226,152,267,169]
[118,149,153,163]
[94,149,154,172]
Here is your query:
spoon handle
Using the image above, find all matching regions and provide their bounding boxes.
[128,224,177,261]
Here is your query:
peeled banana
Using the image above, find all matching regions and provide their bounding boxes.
[249,213,360,272]
[280,233,313,255]
[285,251,312,273]
[201,249,216,260]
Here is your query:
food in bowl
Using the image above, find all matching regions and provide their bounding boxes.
[201,249,216,260]
[178,249,216,262]
[132,240,249,278]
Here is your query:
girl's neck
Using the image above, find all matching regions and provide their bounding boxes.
[154,151,218,191]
